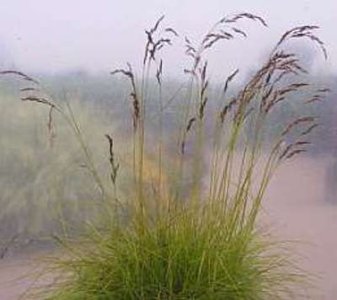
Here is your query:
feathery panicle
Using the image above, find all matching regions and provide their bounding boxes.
[0,70,39,84]
[275,25,327,59]
[111,63,140,130]
[105,134,119,186]
[143,16,178,65]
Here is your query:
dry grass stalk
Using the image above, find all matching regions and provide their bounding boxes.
[0,70,39,84]
[111,63,139,130]
[105,134,119,186]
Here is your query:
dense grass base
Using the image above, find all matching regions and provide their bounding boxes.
[45,202,301,300]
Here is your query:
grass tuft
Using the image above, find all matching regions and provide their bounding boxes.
[3,13,329,299]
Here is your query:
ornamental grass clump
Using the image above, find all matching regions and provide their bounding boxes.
[4,13,329,300]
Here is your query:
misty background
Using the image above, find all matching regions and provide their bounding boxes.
[0,0,336,75]
[1,0,336,153]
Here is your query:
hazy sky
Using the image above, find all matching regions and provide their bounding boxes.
[0,0,336,77]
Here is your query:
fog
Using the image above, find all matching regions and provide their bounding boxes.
[0,1,337,299]
[1,0,337,76]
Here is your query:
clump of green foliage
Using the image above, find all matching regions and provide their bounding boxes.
[6,13,329,300]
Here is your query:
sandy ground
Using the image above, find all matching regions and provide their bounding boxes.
[0,155,336,299]
[0,252,52,300]
[263,155,337,299]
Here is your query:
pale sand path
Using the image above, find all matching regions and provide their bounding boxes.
[0,254,48,300]
[264,156,337,299]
